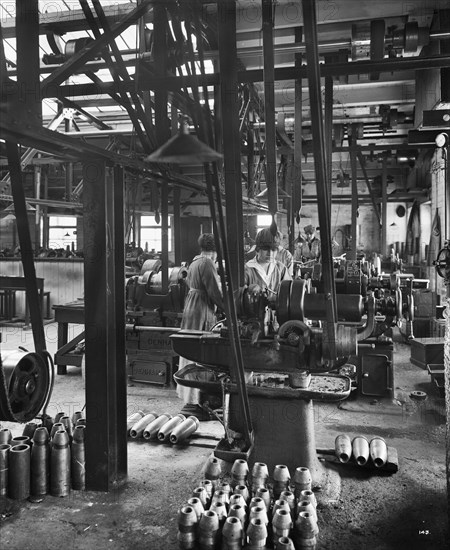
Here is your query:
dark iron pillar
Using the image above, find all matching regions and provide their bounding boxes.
[154,2,169,292]
[83,161,127,491]
[218,0,244,287]
[262,0,278,220]
[16,0,41,125]
[302,0,338,365]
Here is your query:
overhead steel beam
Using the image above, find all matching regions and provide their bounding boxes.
[0,194,82,209]
[41,0,153,91]
[1,4,137,39]
[78,0,152,153]
[60,98,112,131]
[0,110,208,193]
[132,54,450,91]
[48,51,450,101]
[90,0,156,150]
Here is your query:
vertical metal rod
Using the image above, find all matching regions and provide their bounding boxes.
[302,0,337,362]
[83,161,127,491]
[262,0,278,217]
[357,150,381,225]
[247,118,255,200]
[154,2,169,292]
[218,0,244,287]
[292,26,303,246]
[173,187,182,265]
[110,165,127,480]
[16,0,41,124]
[205,163,253,446]
[34,162,41,250]
[325,75,333,204]
[382,155,388,257]
[350,131,358,260]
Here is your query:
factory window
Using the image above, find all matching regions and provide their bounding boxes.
[140,215,172,253]
[47,216,77,250]
[257,214,273,231]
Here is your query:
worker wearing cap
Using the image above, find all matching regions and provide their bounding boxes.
[293,224,321,262]
[245,228,292,302]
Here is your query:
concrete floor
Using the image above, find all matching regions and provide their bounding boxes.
[0,322,448,550]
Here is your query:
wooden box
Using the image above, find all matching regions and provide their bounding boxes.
[410,337,444,369]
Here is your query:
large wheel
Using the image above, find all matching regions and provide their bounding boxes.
[0,350,52,423]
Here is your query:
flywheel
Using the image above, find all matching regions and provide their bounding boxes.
[0,349,52,423]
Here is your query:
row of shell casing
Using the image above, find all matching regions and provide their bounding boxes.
[127,411,199,444]
[335,434,388,468]
[0,414,86,501]
[176,457,320,550]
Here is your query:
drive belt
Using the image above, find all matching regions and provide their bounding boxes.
[0,356,16,422]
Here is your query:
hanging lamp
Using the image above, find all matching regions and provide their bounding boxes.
[145,119,223,165]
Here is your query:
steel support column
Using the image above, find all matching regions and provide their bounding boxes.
[325,75,333,203]
[291,26,303,248]
[381,155,388,257]
[302,0,337,364]
[83,161,127,491]
[218,0,244,287]
[173,187,182,265]
[16,0,41,124]
[262,0,278,218]
[349,131,358,260]
[154,2,169,293]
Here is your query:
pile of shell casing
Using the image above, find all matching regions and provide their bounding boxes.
[127,411,200,444]
[335,434,388,468]
[0,411,85,501]
[176,457,320,549]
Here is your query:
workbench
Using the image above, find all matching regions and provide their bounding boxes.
[0,275,50,326]
[52,300,85,375]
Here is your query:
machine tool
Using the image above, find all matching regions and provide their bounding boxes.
[171,256,429,475]
[125,259,188,386]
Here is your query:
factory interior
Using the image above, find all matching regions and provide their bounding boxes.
[0,0,449,549]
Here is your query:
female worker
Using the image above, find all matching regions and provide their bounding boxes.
[177,233,224,418]
[245,228,292,302]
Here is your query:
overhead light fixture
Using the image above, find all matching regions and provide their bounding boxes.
[390,222,397,227]
[145,119,223,165]
[64,232,70,237]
